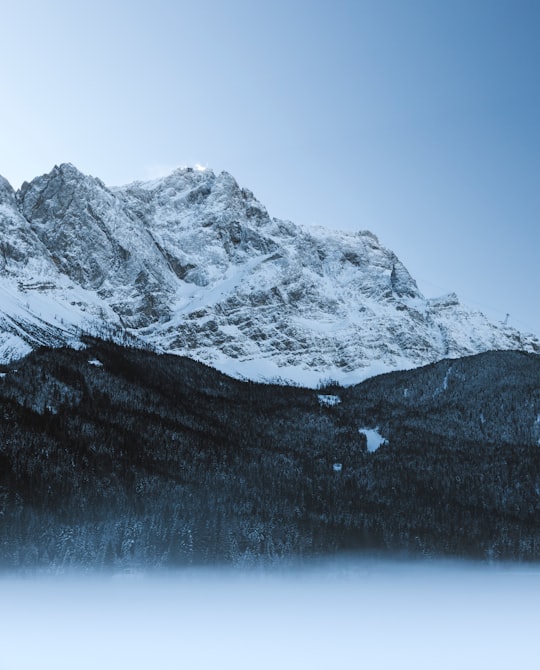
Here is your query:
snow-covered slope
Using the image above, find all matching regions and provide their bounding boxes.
[0,163,537,385]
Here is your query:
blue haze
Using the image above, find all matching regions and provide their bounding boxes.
[1,561,540,669]
[0,1,538,335]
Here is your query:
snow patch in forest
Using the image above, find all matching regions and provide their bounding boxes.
[359,427,387,452]
[318,394,341,407]
[442,366,452,391]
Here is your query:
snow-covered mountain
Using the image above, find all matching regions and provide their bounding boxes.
[0,163,537,385]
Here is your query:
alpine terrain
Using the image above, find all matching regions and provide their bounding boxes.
[1,163,540,568]
[0,163,538,385]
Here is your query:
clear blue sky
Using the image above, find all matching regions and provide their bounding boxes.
[1,0,538,336]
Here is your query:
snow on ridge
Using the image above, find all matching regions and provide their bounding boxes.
[115,165,216,193]
[181,351,415,389]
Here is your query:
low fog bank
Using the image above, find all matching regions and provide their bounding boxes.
[1,559,539,669]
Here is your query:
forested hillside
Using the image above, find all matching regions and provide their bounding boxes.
[0,341,539,569]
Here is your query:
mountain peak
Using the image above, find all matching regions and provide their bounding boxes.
[54,162,82,175]
[38,162,92,186]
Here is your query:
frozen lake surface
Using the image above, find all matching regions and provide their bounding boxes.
[1,559,539,669]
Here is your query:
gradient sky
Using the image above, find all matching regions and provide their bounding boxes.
[1,0,538,336]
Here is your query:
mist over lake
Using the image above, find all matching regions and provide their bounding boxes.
[1,558,539,670]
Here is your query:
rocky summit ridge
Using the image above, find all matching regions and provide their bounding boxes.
[0,163,537,385]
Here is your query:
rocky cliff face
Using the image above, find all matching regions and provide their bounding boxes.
[0,163,537,384]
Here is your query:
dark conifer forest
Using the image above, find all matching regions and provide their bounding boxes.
[0,340,539,569]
